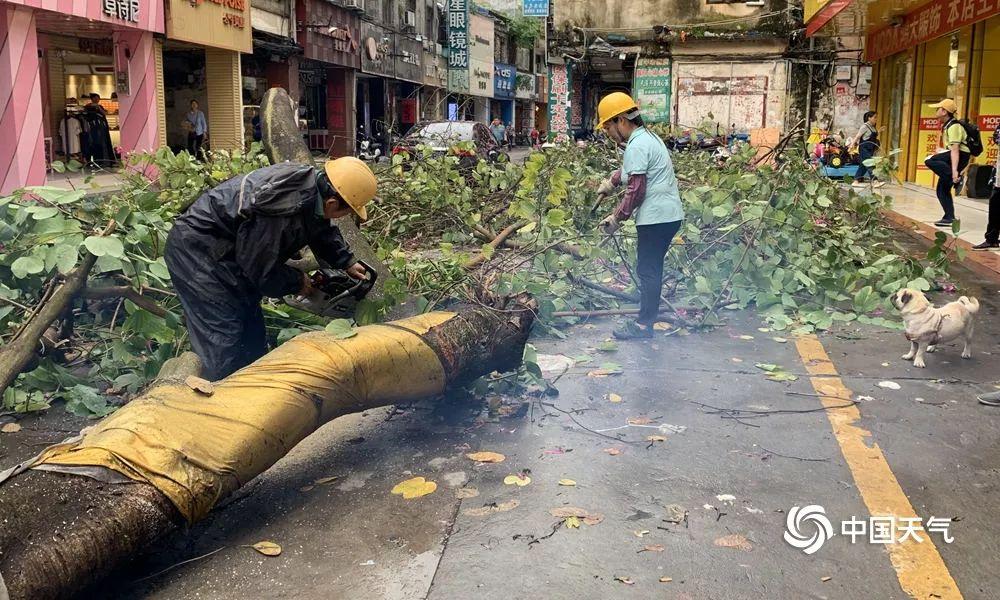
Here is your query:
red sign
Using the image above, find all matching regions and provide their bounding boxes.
[920,117,942,130]
[866,0,1000,62]
[401,99,417,124]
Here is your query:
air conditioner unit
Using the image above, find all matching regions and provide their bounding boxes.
[344,0,364,12]
[404,10,416,29]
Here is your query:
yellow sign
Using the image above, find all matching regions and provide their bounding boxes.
[167,0,252,53]
[804,0,832,23]
[915,104,942,187]
[977,96,1000,167]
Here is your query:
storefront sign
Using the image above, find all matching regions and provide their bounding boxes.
[548,63,571,141]
[468,13,494,98]
[447,0,469,70]
[5,0,164,32]
[103,0,139,23]
[494,63,516,99]
[632,57,671,123]
[866,0,1000,62]
[449,69,470,94]
[570,76,583,128]
[515,71,535,99]
[167,0,251,52]
[299,0,360,68]
[394,34,423,84]
[977,96,1000,167]
[423,52,447,88]
[79,38,114,56]
[522,0,549,17]
[361,22,394,77]
[915,104,942,187]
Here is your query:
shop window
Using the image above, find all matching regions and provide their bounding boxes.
[948,33,959,87]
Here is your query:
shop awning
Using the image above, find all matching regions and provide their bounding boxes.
[252,32,302,58]
[804,0,856,37]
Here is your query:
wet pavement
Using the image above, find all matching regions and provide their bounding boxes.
[4,246,1000,599]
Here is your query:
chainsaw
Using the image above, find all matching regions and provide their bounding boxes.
[285,261,378,318]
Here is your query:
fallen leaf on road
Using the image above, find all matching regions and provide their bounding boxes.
[597,340,619,353]
[731,357,744,363]
[564,516,581,529]
[463,500,520,516]
[391,477,437,499]
[582,513,604,525]
[878,381,901,390]
[503,474,531,486]
[639,544,665,553]
[767,371,799,382]
[739,335,755,340]
[543,447,568,455]
[549,506,591,518]
[455,487,479,499]
[185,375,214,395]
[298,485,314,492]
[627,416,653,425]
[614,576,635,585]
[653,322,672,331]
[313,476,339,485]
[466,451,506,463]
[856,395,876,402]
[607,393,623,403]
[821,576,832,582]
[758,327,771,332]
[716,494,736,503]
[659,577,673,583]
[558,479,576,486]
[714,534,752,551]
[755,363,780,372]
[881,362,890,367]
[772,337,788,343]
[1,423,22,433]
[634,530,650,537]
[248,541,282,556]
[602,447,622,456]
[646,435,667,442]
[664,504,687,523]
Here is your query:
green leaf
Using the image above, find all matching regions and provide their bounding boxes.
[755,363,780,372]
[63,385,116,418]
[907,277,930,291]
[148,259,170,280]
[325,318,357,339]
[11,256,45,278]
[277,327,303,343]
[46,244,79,274]
[25,206,60,219]
[597,340,618,353]
[84,235,125,258]
[545,208,567,227]
[951,219,961,235]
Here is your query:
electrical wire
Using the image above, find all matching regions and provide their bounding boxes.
[576,7,796,33]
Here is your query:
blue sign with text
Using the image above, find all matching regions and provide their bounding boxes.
[494,63,516,99]
[522,0,549,18]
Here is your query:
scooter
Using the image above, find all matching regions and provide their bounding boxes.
[357,133,382,163]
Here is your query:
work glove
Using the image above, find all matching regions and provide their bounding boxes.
[600,214,620,235]
[596,178,615,196]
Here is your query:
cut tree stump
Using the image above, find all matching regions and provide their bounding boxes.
[0,299,533,600]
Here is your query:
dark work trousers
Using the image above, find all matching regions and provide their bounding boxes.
[925,151,970,220]
[987,186,1000,244]
[636,220,683,326]
[188,133,204,159]
[854,142,877,182]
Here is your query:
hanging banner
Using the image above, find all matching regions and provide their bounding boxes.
[468,13,494,98]
[494,63,516,99]
[633,57,672,124]
[447,0,469,69]
[522,0,549,17]
[548,64,571,141]
[915,104,942,188]
[977,96,1000,167]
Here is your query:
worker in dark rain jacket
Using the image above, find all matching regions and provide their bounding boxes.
[165,158,378,380]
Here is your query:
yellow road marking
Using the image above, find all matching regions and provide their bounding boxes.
[795,335,961,600]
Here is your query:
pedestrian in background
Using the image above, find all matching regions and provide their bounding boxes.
[924,99,970,227]
[86,93,106,115]
[186,99,208,159]
[594,92,685,340]
[972,123,1000,250]
[850,111,884,188]
[490,118,505,146]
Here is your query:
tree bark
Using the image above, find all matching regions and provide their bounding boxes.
[81,286,169,318]
[0,222,115,398]
[0,299,534,600]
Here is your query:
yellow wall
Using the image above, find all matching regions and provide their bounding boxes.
[973,16,1000,167]
[205,48,244,152]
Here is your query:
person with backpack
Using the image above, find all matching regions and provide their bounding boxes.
[164,158,377,380]
[972,122,1000,251]
[924,99,984,227]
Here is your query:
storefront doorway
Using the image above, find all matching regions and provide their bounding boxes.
[162,45,208,155]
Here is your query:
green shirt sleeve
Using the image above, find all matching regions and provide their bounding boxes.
[945,122,967,147]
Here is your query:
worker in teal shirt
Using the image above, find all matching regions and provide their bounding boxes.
[596,92,684,339]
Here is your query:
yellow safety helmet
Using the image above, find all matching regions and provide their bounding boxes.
[596,92,639,128]
[323,157,377,221]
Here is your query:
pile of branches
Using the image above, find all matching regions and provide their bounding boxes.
[0,134,951,418]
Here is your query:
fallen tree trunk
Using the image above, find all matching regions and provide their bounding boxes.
[0,300,534,600]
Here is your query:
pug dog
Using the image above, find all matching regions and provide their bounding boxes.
[892,288,979,368]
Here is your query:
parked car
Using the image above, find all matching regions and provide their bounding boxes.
[392,121,508,169]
